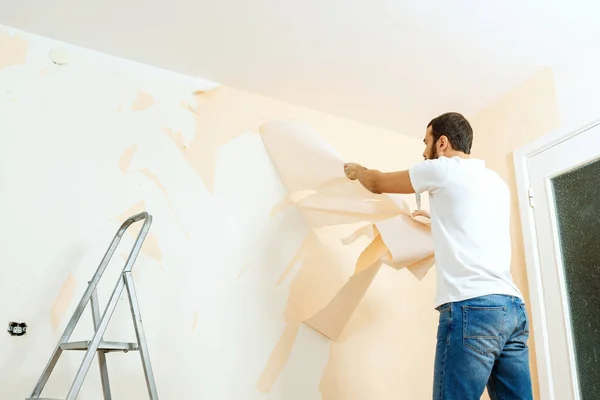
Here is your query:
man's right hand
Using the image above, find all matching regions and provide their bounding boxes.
[343,163,365,180]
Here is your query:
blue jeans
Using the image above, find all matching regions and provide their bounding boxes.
[433,295,533,400]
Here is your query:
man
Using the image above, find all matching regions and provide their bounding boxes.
[343,112,532,400]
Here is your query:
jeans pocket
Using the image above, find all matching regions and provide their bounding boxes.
[463,306,506,356]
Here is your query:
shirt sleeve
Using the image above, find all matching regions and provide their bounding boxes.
[408,158,449,194]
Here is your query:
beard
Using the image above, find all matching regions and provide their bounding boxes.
[427,146,439,160]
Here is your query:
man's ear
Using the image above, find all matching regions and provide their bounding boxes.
[438,135,450,151]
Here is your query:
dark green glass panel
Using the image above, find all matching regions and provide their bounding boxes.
[552,157,600,399]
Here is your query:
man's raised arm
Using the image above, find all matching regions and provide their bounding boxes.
[343,163,415,194]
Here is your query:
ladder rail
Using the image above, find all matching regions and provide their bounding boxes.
[29,212,152,399]
[124,271,159,399]
[65,213,152,400]
[91,288,111,400]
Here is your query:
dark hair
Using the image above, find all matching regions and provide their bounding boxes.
[427,112,473,154]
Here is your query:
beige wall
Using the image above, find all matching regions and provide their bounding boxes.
[470,69,561,400]
[1,26,439,399]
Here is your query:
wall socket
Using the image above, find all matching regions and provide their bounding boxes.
[7,322,27,336]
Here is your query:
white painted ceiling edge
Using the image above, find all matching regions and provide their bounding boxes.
[1,0,600,137]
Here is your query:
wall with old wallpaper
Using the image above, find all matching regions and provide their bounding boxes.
[470,68,561,400]
[0,26,447,400]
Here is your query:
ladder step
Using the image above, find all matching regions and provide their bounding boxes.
[60,340,139,352]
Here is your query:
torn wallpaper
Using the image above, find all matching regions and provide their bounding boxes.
[257,119,435,391]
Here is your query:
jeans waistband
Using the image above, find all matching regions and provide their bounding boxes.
[436,294,523,312]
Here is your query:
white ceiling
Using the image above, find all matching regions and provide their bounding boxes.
[1,0,600,137]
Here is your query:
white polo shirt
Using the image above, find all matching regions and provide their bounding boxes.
[409,156,522,308]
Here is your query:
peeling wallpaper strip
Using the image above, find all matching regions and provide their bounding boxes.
[257,120,435,391]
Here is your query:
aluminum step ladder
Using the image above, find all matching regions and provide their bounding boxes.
[28,212,159,400]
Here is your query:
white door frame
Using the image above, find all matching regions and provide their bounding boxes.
[513,119,600,400]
